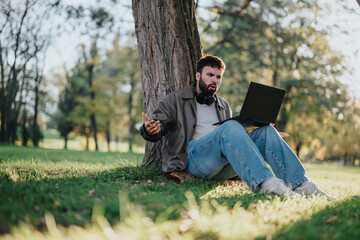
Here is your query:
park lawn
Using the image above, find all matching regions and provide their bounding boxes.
[0,145,359,239]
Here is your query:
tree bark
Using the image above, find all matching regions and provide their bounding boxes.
[132,0,202,167]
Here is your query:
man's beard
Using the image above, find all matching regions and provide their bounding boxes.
[198,76,216,96]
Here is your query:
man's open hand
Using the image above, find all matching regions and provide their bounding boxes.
[143,113,161,135]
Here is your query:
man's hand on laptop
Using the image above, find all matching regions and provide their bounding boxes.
[270,123,289,138]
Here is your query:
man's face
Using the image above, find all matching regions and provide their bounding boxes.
[196,66,223,96]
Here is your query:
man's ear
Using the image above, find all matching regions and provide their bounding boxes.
[196,72,200,81]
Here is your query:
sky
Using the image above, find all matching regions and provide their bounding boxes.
[320,0,360,97]
[44,0,360,98]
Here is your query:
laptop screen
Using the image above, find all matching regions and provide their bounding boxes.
[239,82,286,123]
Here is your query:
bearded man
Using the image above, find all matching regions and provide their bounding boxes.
[140,54,336,200]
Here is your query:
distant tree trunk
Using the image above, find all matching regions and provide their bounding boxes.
[128,75,136,152]
[344,152,348,166]
[21,111,28,146]
[5,66,20,143]
[64,134,68,149]
[85,130,90,151]
[272,69,278,87]
[128,122,135,152]
[105,121,111,152]
[32,76,40,147]
[1,0,30,144]
[132,0,202,168]
[295,142,302,158]
[0,46,5,143]
[87,64,99,151]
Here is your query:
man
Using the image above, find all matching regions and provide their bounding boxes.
[140,54,336,200]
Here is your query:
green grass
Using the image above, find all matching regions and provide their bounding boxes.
[0,145,359,239]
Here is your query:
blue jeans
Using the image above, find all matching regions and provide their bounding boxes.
[185,120,308,191]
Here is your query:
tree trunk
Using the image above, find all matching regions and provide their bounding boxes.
[87,64,99,151]
[2,0,30,144]
[85,130,90,151]
[64,134,68,149]
[295,142,302,158]
[132,0,202,167]
[344,152,348,166]
[21,111,28,146]
[5,66,19,143]
[32,77,40,147]
[0,46,5,143]
[105,121,111,152]
[128,76,135,152]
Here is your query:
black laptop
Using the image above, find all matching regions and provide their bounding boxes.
[213,81,286,127]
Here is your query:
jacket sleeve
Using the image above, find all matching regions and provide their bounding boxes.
[140,94,176,142]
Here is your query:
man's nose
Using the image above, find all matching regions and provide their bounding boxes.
[212,77,220,83]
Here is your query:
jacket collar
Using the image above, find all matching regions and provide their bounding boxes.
[182,86,194,99]
[182,86,229,111]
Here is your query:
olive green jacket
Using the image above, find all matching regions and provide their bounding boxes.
[140,86,232,173]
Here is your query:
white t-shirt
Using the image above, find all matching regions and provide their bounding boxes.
[191,101,219,141]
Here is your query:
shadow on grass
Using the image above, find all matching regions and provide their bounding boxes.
[257,197,360,240]
[1,164,242,235]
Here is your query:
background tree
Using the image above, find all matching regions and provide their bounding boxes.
[0,0,59,145]
[95,36,142,152]
[56,67,76,149]
[65,4,115,151]
[56,61,90,150]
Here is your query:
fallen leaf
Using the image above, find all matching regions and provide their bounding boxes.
[170,171,196,184]
[326,216,338,224]
[88,189,96,196]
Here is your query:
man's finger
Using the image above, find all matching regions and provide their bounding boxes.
[279,132,289,138]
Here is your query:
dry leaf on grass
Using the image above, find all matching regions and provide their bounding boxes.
[169,171,196,183]
[88,189,96,196]
[326,216,338,224]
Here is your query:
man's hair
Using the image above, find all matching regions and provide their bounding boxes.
[196,54,226,73]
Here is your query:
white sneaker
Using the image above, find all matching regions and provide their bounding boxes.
[259,177,299,197]
[294,181,338,201]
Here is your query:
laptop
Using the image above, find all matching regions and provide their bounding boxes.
[213,81,286,127]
